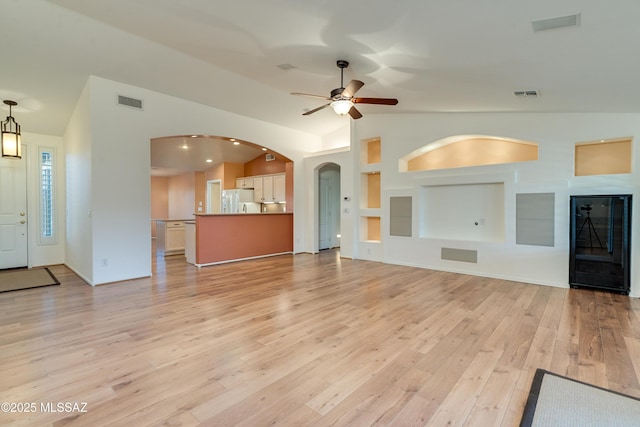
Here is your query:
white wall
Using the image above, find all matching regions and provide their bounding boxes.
[64,82,93,283]
[352,113,640,297]
[320,125,350,151]
[65,75,321,285]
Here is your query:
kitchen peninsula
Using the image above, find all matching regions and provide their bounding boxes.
[188,212,293,266]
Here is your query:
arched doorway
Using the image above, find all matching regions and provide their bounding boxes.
[318,163,341,250]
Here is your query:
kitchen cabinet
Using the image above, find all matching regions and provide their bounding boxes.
[235,177,254,189]
[273,174,286,202]
[253,174,285,203]
[156,220,186,256]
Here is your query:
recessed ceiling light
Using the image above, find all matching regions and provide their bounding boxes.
[229,138,236,142]
[206,159,213,163]
[181,143,189,150]
[262,147,267,151]
[233,141,240,146]
[191,135,198,138]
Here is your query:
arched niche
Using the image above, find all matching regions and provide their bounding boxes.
[399,135,538,172]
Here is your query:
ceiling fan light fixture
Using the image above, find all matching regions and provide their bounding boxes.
[331,99,353,115]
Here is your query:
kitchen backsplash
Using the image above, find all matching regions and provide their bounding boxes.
[263,203,286,213]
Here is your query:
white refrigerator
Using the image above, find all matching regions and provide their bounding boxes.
[221,189,260,213]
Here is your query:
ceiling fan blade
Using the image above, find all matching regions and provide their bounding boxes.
[352,97,398,105]
[303,103,331,116]
[341,80,364,98]
[348,106,362,120]
[291,92,331,100]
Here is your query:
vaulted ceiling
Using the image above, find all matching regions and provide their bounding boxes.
[2,1,640,141]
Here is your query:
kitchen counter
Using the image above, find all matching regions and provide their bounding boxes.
[191,213,293,266]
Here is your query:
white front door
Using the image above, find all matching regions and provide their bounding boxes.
[0,153,28,269]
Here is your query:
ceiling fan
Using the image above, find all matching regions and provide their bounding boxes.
[291,60,398,120]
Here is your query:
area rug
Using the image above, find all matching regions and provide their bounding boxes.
[0,267,60,293]
[520,369,640,427]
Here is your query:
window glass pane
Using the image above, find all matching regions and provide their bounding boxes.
[39,147,56,244]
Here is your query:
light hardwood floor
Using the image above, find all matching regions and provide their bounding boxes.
[1,250,639,426]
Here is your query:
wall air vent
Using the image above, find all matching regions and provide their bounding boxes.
[117,95,144,110]
[514,90,539,98]
[532,14,580,32]
[266,153,276,161]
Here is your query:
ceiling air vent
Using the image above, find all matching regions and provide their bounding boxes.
[117,94,144,110]
[514,90,539,98]
[532,14,580,32]
[277,63,296,71]
[266,153,276,161]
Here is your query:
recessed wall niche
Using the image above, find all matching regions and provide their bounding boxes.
[574,137,632,176]
[362,216,381,242]
[359,137,382,244]
[361,172,381,209]
[420,182,505,243]
[363,137,381,164]
[400,135,538,172]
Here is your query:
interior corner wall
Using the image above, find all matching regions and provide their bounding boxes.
[352,113,640,297]
[68,75,320,284]
[320,124,350,151]
[168,173,196,220]
[64,80,94,284]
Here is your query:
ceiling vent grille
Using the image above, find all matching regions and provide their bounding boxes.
[277,63,296,71]
[117,94,144,110]
[532,14,580,32]
[514,90,539,98]
[266,153,276,161]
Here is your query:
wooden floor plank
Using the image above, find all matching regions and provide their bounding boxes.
[0,250,639,426]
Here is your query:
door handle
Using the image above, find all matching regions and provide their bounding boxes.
[20,212,25,216]
[20,220,26,224]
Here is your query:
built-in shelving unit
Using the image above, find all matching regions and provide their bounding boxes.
[359,138,382,247]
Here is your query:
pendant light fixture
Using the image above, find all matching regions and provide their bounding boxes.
[2,100,22,159]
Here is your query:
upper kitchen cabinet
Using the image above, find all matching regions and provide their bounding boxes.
[254,174,286,203]
[236,177,254,189]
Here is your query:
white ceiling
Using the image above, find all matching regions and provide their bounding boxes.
[2,1,640,161]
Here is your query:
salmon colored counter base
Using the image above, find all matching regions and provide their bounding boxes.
[195,213,293,265]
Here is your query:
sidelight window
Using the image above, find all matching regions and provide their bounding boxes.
[39,147,57,244]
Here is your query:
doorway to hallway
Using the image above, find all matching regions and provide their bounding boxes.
[318,163,341,251]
